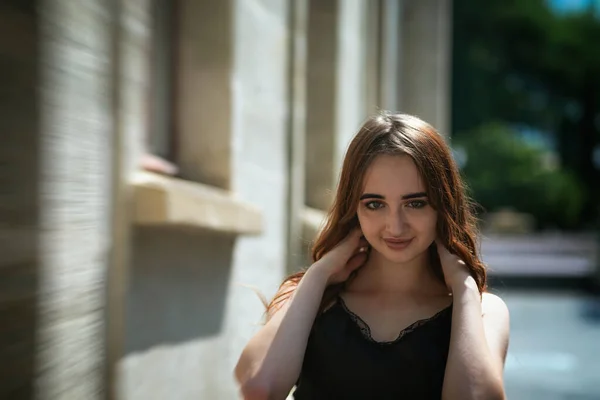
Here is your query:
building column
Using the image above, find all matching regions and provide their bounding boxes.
[36,0,118,398]
[333,0,370,172]
[304,0,340,211]
[305,0,371,212]
[379,0,401,112]
[399,0,452,135]
[286,0,309,273]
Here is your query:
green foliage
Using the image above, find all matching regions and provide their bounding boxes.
[531,168,586,228]
[452,0,600,225]
[455,124,585,229]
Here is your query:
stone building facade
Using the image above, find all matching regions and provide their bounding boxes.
[1,0,451,398]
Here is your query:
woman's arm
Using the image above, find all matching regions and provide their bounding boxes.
[234,229,367,400]
[235,265,330,400]
[442,276,510,400]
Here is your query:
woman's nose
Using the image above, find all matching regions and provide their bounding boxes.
[386,209,409,235]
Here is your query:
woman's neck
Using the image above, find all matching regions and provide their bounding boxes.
[348,249,446,296]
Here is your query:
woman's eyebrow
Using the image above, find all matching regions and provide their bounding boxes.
[359,193,384,200]
[401,192,427,200]
[359,192,427,201]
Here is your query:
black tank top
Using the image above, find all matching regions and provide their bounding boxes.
[293,296,453,399]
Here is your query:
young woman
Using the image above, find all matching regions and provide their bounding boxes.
[235,112,510,400]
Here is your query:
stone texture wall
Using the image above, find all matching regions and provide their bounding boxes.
[0,0,114,398]
[36,0,114,398]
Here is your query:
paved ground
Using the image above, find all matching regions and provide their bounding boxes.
[494,288,600,399]
[483,234,600,398]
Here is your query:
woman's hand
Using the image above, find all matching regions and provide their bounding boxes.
[436,239,472,291]
[316,228,369,285]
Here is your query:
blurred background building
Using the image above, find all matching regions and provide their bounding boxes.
[1,0,598,399]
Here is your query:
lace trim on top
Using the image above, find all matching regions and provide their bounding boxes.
[337,296,452,346]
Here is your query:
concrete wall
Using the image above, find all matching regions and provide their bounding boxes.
[121,228,237,399]
[119,0,290,398]
[228,0,291,389]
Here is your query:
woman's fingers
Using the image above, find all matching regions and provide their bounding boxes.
[346,251,368,272]
[436,239,463,264]
[435,238,444,250]
[351,238,369,256]
[339,228,363,250]
[435,239,452,256]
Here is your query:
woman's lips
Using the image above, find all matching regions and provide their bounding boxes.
[383,238,414,250]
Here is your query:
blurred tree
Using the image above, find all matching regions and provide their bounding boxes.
[455,123,586,229]
[452,0,600,224]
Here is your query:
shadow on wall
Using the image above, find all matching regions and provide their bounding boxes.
[0,2,39,398]
[124,226,235,355]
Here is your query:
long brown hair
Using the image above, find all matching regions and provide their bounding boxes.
[266,112,487,319]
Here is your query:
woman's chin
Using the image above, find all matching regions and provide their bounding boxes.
[372,242,428,264]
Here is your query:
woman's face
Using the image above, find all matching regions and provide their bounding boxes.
[356,154,437,264]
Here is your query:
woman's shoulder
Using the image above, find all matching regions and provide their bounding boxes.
[481,292,509,318]
[481,292,510,342]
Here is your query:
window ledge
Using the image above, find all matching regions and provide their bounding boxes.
[301,207,327,241]
[132,171,263,235]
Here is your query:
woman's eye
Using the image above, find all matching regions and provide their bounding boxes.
[407,200,427,209]
[365,201,384,210]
